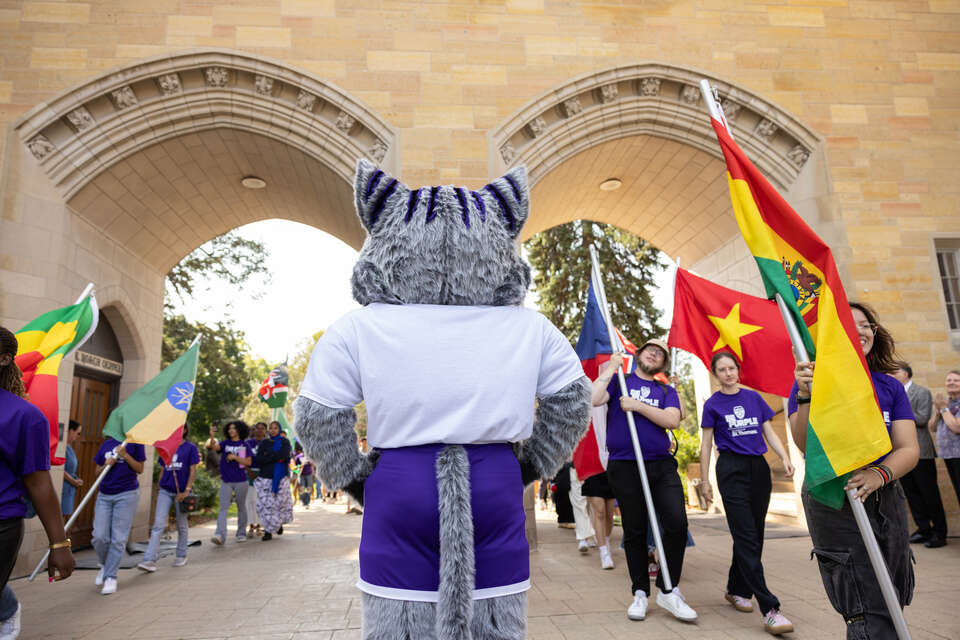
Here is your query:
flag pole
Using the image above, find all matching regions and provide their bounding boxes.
[28,445,120,582]
[73,282,95,305]
[668,257,681,381]
[773,294,911,639]
[590,245,673,592]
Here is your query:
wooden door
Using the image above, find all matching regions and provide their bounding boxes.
[68,376,112,547]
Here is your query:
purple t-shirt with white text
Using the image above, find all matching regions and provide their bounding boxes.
[606,375,681,461]
[788,371,913,464]
[219,439,251,483]
[701,388,774,456]
[159,441,200,493]
[94,438,146,495]
[0,389,50,519]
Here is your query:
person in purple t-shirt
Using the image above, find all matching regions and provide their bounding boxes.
[138,429,200,573]
[243,421,266,537]
[91,433,145,595]
[0,327,74,638]
[591,338,696,624]
[790,302,919,640]
[699,352,795,635]
[205,420,253,545]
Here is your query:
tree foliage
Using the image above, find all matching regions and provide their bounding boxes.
[166,231,269,303]
[525,220,666,345]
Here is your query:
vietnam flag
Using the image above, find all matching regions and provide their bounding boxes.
[708,110,889,508]
[571,277,636,482]
[15,291,98,465]
[102,340,199,465]
[668,267,794,396]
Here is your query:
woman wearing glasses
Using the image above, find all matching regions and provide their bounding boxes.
[789,302,918,640]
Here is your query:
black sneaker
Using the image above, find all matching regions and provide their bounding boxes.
[924,535,947,548]
[277,526,284,535]
[262,532,273,541]
[909,530,930,544]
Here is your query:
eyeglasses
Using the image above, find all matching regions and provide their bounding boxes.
[855,322,878,334]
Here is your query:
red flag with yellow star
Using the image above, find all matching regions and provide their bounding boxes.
[668,267,794,396]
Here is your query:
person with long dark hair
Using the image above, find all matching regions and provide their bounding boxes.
[244,421,267,537]
[206,420,253,545]
[699,352,795,635]
[0,327,74,637]
[789,302,918,639]
[137,426,200,573]
[253,421,293,540]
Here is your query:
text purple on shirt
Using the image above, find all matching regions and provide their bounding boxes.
[159,441,200,493]
[219,439,250,483]
[605,375,681,461]
[94,438,146,495]
[0,389,50,519]
[701,388,774,457]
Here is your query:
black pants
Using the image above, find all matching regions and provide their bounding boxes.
[607,458,687,596]
[0,518,24,592]
[900,458,947,538]
[802,482,914,640]
[716,452,779,615]
[944,458,960,507]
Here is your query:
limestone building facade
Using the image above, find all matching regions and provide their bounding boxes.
[2,1,959,574]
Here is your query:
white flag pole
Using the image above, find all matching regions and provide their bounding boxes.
[590,245,673,592]
[699,77,910,640]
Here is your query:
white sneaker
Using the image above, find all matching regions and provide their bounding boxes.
[100,578,117,595]
[0,602,21,640]
[210,535,224,546]
[600,546,614,570]
[587,537,598,548]
[627,591,648,620]
[172,556,188,567]
[136,561,157,573]
[578,539,590,554]
[657,587,697,622]
[94,568,104,586]
[236,535,247,543]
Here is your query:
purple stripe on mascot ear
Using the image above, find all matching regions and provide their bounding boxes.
[353,158,529,238]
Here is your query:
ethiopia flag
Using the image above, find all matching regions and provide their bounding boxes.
[571,277,636,482]
[668,267,794,396]
[709,114,889,508]
[15,292,98,465]
[102,341,199,465]
[259,363,289,408]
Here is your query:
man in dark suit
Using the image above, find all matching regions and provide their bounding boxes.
[893,364,947,548]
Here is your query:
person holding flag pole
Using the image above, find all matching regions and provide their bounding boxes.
[588,245,697,624]
[699,78,918,640]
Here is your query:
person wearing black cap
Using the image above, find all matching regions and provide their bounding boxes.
[592,338,696,623]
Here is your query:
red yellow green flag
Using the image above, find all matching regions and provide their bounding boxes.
[708,116,890,508]
[15,291,98,465]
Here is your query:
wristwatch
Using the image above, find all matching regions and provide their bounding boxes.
[49,538,71,550]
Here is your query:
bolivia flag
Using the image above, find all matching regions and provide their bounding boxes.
[708,113,890,508]
[15,292,98,465]
[571,278,636,482]
[102,341,199,465]
[668,267,795,396]
[259,363,289,408]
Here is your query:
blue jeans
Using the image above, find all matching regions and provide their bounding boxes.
[144,489,189,562]
[215,481,248,539]
[92,489,139,579]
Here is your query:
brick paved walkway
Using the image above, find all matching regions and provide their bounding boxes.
[11,500,960,639]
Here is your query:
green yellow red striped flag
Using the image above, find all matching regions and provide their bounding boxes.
[102,340,199,465]
[15,291,98,465]
[708,115,890,508]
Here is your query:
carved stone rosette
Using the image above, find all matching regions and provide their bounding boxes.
[639,77,661,96]
[720,99,742,122]
[157,73,182,96]
[787,145,810,168]
[755,118,778,140]
[368,138,388,163]
[600,83,619,103]
[110,86,138,109]
[336,111,356,134]
[66,107,95,132]
[680,84,700,105]
[296,89,317,112]
[561,97,582,118]
[500,141,516,164]
[254,75,274,96]
[27,135,55,160]
[204,67,230,88]
[528,116,547,138]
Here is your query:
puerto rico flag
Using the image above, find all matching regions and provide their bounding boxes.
[571,278,636,482]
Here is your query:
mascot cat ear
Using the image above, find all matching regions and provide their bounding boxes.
[483,164,529,240]
[354,158,409,233]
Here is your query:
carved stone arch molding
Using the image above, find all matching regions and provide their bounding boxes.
[489,62,821,192]
[14,48,399,199]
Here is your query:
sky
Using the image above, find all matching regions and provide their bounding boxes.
[172,219,676,365]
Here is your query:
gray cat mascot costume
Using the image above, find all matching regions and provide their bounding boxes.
[295,158,592,640]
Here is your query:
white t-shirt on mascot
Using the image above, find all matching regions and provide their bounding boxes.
[299,303,584,448]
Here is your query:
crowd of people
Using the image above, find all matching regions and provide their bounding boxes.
[544,304,960,639]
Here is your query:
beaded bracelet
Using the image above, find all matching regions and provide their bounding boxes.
[869,465,890,486]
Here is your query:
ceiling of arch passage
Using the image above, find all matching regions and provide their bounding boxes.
[523,135,738,266]
[67,128,362,273]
